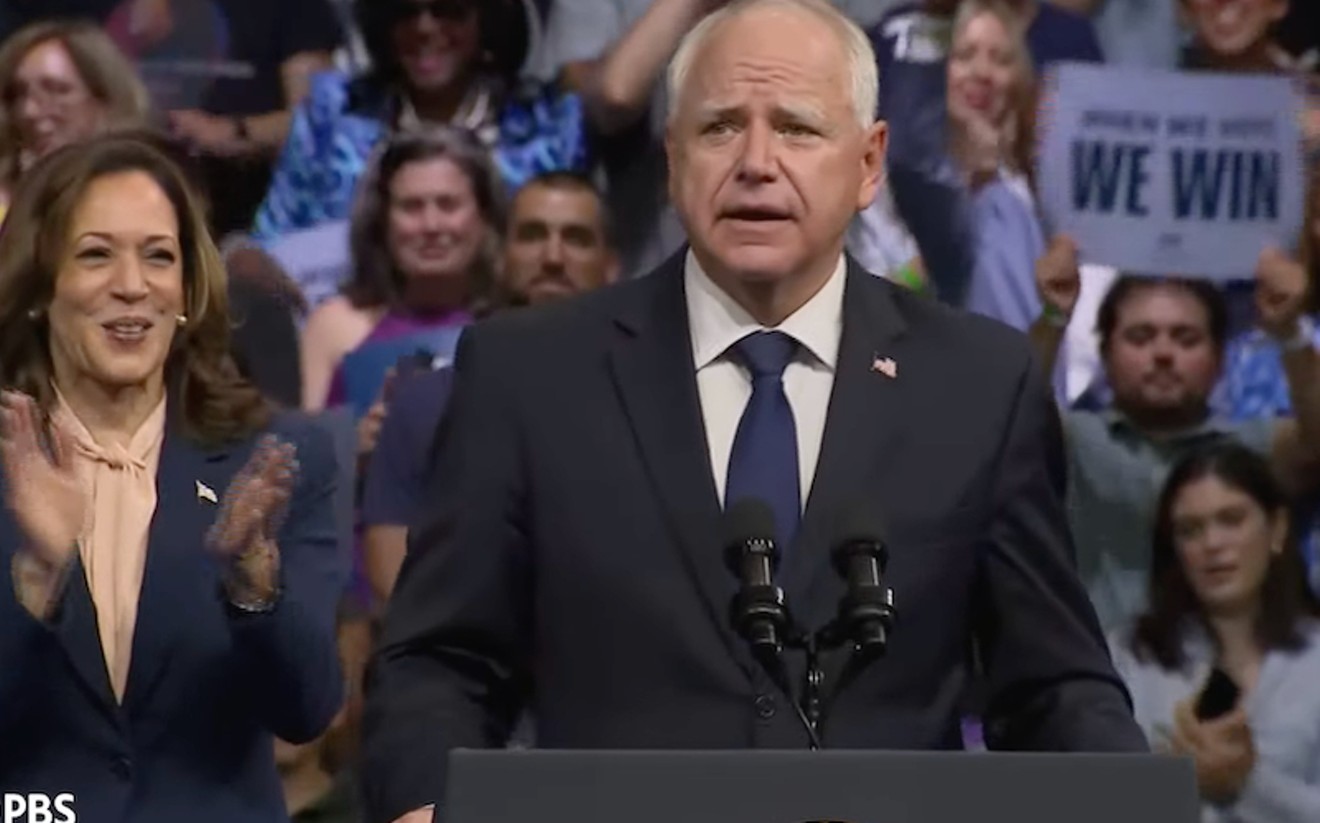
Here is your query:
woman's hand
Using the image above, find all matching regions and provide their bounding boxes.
[0,392,84,557]
[1171,699,1256,804]
[1,392,85,619]
[207,435,299,608]
[948,106,1006,189]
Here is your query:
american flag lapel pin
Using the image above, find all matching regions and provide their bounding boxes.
[196,480,218,504]
[871,354,898,379]
[865,354,897,380]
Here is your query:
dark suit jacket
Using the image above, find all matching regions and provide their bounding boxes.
[362,253,1148,823]
[0,411,345,823]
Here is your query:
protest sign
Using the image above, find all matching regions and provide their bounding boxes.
[1037,63,1305,280]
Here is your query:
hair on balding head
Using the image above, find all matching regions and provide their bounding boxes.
[665,0,879,130]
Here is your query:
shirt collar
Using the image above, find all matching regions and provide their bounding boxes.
[1102,408,1238,442]
[684,249,846,372]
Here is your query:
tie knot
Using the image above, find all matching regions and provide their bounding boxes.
[731,331,799,379]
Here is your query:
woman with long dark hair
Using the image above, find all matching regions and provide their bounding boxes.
[1111,442,1320,821]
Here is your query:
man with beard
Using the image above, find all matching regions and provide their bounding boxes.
[359,172,617,606]
[1030,238,1320,632]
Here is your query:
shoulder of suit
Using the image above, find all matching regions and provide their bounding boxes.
[469,277,650,346]
[867,276,1035,364]
[262,410,337,467]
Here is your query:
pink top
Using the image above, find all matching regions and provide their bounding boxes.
[55,391,167,703]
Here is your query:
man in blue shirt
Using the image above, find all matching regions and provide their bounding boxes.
[360,172,618,604]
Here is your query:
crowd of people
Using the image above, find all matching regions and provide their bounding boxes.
[1,0,1319,822]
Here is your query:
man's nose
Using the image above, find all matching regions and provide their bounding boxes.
[736,123,778,181]
[542,235,565,267]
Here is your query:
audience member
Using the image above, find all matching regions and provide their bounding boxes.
[1179,0,1320,155]
[1031,249,1320,630]
[0,134,343,820]
[866,0,1101,305]
[865,0,1046,326]
[99,0,342,237]
[361,171,617,604]
[251,0,587,245]
[1110,443,1320,820]
[300,127,501,424]
[0,20,149,221]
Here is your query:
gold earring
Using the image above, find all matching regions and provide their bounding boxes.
[176,314,188,327]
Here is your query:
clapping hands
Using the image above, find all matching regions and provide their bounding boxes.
[207,435,299,608]
[0,392,84,618]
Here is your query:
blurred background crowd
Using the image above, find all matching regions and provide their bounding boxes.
[1,0,1319,820]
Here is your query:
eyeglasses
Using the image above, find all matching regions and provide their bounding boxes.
[389,0,478,23]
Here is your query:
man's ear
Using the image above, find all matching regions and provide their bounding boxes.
[857,120,889,212]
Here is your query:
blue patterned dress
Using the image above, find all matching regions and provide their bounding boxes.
[1217,319,1320,594]
[250,70,590,244]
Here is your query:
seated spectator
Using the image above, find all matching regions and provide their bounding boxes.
[251,0,588,245]
[299,127,502,423]
[1110,443,1320,820]
[361,171,616,604]
[1031,245,1320,631]
[865,0,1101,304]
[0,20,149,220]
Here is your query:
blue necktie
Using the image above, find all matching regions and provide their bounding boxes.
[724,331,802,553]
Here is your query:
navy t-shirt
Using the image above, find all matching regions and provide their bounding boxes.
[361,367,456,528]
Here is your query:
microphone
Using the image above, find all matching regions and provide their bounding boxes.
[830,506,897,661]
[722,498,789,666]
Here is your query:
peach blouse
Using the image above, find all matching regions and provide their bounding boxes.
[55,392,167,703]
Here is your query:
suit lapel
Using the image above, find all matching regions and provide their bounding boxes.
[608,256,757,679]
[48,555,119,716]
[123,424,234,714]
[783,263,910,628]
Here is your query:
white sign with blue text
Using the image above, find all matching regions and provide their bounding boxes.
[1038,63,1305,280]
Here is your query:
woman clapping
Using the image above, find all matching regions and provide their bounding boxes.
[0,133,344,823]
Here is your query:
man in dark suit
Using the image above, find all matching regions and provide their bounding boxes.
[362,1,1147,821]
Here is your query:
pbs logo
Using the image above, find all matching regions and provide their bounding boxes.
[2,795,75,823]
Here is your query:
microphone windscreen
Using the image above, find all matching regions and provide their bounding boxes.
[722,497,777,549]
[837,503,887,546]
[832,504,888,574]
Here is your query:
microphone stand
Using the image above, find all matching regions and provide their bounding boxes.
[783,585,897,747]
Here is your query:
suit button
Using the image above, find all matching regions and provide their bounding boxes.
[112,755,132,781]
[754,694,777,719]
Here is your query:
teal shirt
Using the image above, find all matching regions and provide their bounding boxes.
[1063,410,1276,632]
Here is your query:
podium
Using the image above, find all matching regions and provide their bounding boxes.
[445,749,1199,823]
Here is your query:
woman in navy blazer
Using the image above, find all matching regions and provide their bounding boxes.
[0,134,344,822]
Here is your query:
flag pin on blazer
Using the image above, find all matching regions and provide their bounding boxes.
[196,480,218,504]
[871,354,897,378]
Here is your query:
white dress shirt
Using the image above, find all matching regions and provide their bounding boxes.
[684,251,845,508]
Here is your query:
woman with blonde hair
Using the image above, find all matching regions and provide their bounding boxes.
[0,19,150,220]
[0,132,344,822]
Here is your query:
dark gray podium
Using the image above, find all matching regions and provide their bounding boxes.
[445,749,1199,823]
